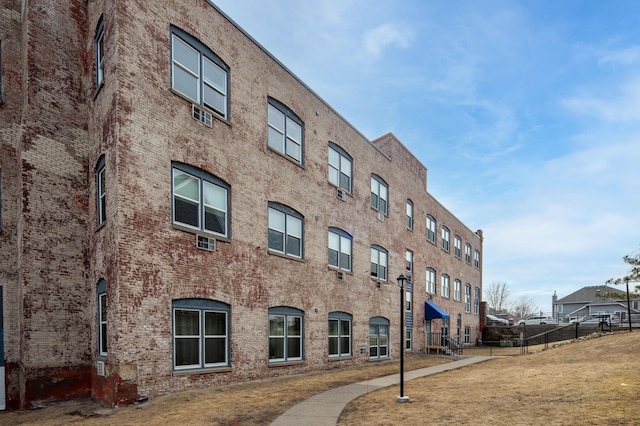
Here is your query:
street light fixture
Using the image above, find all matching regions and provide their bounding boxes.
[625,277,632,333]
[396,274,410,403]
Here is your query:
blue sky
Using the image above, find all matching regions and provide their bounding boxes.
[213,0,640,313]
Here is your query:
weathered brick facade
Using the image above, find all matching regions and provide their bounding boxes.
[0,0,482,409]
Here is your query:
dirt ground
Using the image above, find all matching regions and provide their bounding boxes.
[2,331,638,425]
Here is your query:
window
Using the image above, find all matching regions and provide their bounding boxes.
[171,26,229,119]
[369,317,389,359]
[405,250,413,310]
[172,299,230,370]
[405,250,413,284]
[269,307,303,363]
[268,98,303,164]
[406,200,413,230]
[405,328,412,351]
[172,162,230,238]
[328,143,352,193]
[268,203,303,258]
[328,312,352,358]
[95,17,105,87]
[370,245,388,281]
[464,327,471,344]
[441,274,450,298]
[442,226,450,251]
[465,243,472,264]
[474,250,481,269]
[97,279,107,357]
[426,215,436,244]
[328,227,352,272]
[474,287,480,314]
[96,155,106,225]
[0,41,2,103]
[454,235,462,258]
[370,174,388,215]
[454,279,461,301]
[426,268,436,294]
[464,284,471,313]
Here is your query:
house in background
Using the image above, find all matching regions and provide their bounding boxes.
[552,285,640,323]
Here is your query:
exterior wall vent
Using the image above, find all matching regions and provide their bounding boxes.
[96,361,106,377]
[196,235,216,251]
[337,189,346,200]
[377,212,384,222]
[192,104,213,127]
[336,271,345,280]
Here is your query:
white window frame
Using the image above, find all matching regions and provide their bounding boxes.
[268,98,304,164]
[454,279,462,301]
[474,250,481,269]
[454,235,462,258]
[370,245,388,281]
[474,287,480,314]
[171,26,229,119]
[95,17,105,87]
[328,227,352,272]
[406,200,413,230]
[405,328,412,351]
[268,203,303,259]
[426,268,436,294]
[328,312,352,358]
[172,163,230,238]
[369,317,389,359]
[172,299,230,370]
[465,243,472,264]
[442,226,450,251]
[441,274,450,299]
[464,327,471,344]
[370,174,388,215]
[97,279,107,357]
[96,155,106,225]
[426,215,436,244]
[269,307,304,363]
[464,284,471,313]
[328,143,352,193]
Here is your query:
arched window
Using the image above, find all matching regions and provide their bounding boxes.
[172,299,230,370]
[268,202,304,259]
[369,317,389,360]
[328,227,352,271]
[269,306,304,363]
[328,311,352,358]
[172,162,230,238]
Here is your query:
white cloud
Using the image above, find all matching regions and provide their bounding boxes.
[362,23,412,58]
[598,45,640,66]
[562,76,640,123]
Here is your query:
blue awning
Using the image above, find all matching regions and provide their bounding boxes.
[425,301,449,319]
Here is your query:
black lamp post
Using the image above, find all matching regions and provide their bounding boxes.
[625,277,632,333]
[396,274,409,403]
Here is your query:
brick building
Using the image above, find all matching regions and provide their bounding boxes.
[0,0,483,409]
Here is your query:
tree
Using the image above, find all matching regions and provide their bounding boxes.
[511,296,539,320]
[485,281,511,312]
[606,250,640,290]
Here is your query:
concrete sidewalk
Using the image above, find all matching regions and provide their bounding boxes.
[271,356,496,426]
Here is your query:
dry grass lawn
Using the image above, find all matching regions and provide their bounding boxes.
[2,331,638,425]
[339,331,640,425]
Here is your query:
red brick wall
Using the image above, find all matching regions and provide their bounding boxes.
[1,0,483,408]
[1,0,92,409]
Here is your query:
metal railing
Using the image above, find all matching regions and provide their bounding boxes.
[425,333,463,357]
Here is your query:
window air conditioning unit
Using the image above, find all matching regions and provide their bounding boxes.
[196,235,216,251]
[96,360,106,377]
[377,212,384,222]
[192,104,213,128]
[336,188,346,200]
